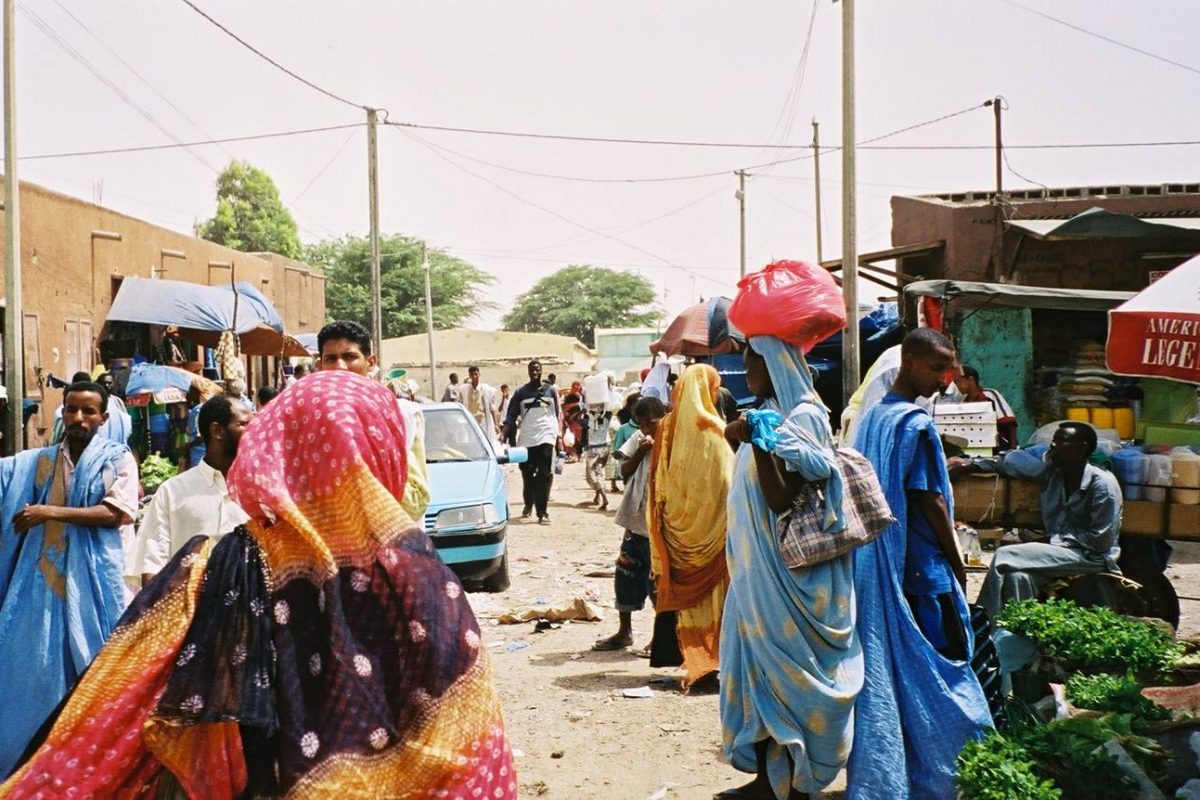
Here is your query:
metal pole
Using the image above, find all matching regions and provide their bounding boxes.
[812,118,823,264]
[736,169,747,278]
[993,96,1003,196]
[366,108,383,372]
[422,243,437,398]
[840,0,860,406]
[3,0,23,452]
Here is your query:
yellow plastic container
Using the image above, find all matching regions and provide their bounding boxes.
[1114,407,1136,440]
[1091,407,1115,430]
[1066,407,1090,422]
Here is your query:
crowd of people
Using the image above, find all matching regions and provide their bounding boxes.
[0,308,1129,798]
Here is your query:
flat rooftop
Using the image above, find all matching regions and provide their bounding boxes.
[908,183,1200,208]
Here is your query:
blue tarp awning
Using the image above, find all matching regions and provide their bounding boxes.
[105,277,308,356]
[107,277,283,334]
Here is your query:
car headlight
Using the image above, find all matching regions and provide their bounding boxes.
[435,504,499,531]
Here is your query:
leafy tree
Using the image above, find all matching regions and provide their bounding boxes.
[196,160,301,258]
[502,265,658,346]
[304,235,494,338]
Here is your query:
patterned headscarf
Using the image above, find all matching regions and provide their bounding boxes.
[227,371,410,579]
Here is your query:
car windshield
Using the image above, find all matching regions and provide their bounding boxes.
[423,407,491,462]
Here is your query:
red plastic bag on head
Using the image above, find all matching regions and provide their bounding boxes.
[728,260,847,352]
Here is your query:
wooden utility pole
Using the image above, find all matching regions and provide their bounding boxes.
[992,95,1003,196]
[812,119,823,264]
[366,108,383,370]
[840,0,860,405]
[423,243,437,398]
[3,0,23,451]
[736,170,747,278]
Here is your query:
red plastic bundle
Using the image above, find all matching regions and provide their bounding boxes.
[728,259,847,352]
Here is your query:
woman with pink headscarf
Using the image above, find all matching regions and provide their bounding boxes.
[3,371,515,800]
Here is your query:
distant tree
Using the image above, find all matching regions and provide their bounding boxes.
[304,235,494,338]
[502,265,658,347]
[196,160,301,258]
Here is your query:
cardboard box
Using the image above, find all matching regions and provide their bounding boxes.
[1169,504,1200,540]
[1007,479,1043,528]
[1122,500,1167,537]
[952,474,1007,525]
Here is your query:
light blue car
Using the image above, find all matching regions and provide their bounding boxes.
[421,403,527,592]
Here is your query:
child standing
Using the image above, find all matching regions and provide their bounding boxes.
[583,403,613,510]
[607,392,640,494]
[592,397,667,651]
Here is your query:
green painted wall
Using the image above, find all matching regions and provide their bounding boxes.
[955,306,1034,443]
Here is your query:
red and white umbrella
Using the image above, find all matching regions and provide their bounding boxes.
[1106,254,1200,384]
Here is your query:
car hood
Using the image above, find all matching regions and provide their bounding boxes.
[426,459,500,509]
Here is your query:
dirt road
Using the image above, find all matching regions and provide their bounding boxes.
[474,461,1200,800]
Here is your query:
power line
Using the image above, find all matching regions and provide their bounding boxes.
[755,0,821,174]
[498,185,730,257]
[48,0,235,162]
[21,6,220,173]
[21,122,364,161]
[175,0,367,110]
[290,127,360,205]
[390,102,989,183]
[998,0,1200,78]
[391,126,733,289]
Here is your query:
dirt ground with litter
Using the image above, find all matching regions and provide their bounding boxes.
[470,461,1200,800]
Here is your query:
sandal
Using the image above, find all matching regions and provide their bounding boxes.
[591,636,632,651]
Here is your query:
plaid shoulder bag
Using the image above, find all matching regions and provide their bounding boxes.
[777,447,896,570]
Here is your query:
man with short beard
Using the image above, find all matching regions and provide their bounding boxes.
[135,394,254,584]
[0,381,138,776]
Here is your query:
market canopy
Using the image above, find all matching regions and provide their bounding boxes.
[1007,207,1200,241]
[106,277,308,356]
[1107,254,1200,384]
[904,279,1134,312]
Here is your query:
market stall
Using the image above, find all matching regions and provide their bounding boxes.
[101,276,309,393]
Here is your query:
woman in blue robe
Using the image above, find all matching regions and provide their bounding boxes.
[717,336,863,800]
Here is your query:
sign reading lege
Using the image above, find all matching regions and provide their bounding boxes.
[1106,256,1200,385]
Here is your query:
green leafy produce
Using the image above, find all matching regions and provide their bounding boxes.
[1065,673,1171,721]
[957,732,1061,800]
[140,454,178,494]
[1017,714,1154,799]
[997,598,1184,674]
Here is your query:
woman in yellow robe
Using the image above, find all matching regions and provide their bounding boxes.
[648,363,734,690]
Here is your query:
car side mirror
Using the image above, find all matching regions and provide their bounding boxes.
[499,446,528,465]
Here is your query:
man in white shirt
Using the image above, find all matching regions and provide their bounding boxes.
[459,365,500,441]
[502,360,564,525]
[135,394,254,584]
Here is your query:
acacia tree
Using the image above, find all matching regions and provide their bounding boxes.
[196,161,301,258]
[502,265,658,347]
[304,235,493,338]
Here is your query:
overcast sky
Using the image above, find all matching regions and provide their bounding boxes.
[11,0,1200,329]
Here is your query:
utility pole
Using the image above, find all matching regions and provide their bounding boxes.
[840,0,860,406]
[812,118,823,264]
[992,95,1003,196]
[3,0,23,452]
[735,169,747,278]
[366,108,383,372]
[423,243,437,398]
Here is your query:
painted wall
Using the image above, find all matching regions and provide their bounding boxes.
[955,306,1034,442]
[0,178,326,446]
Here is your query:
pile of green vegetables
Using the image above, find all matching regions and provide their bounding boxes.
[959,712,1170,800]
[139,454,178,494]
[958,599,1184,799]
[996,598,1184,675]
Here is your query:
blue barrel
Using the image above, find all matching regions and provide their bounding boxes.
[1112,447,1147,501]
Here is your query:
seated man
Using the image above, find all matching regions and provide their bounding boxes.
[953,421,1122,618]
